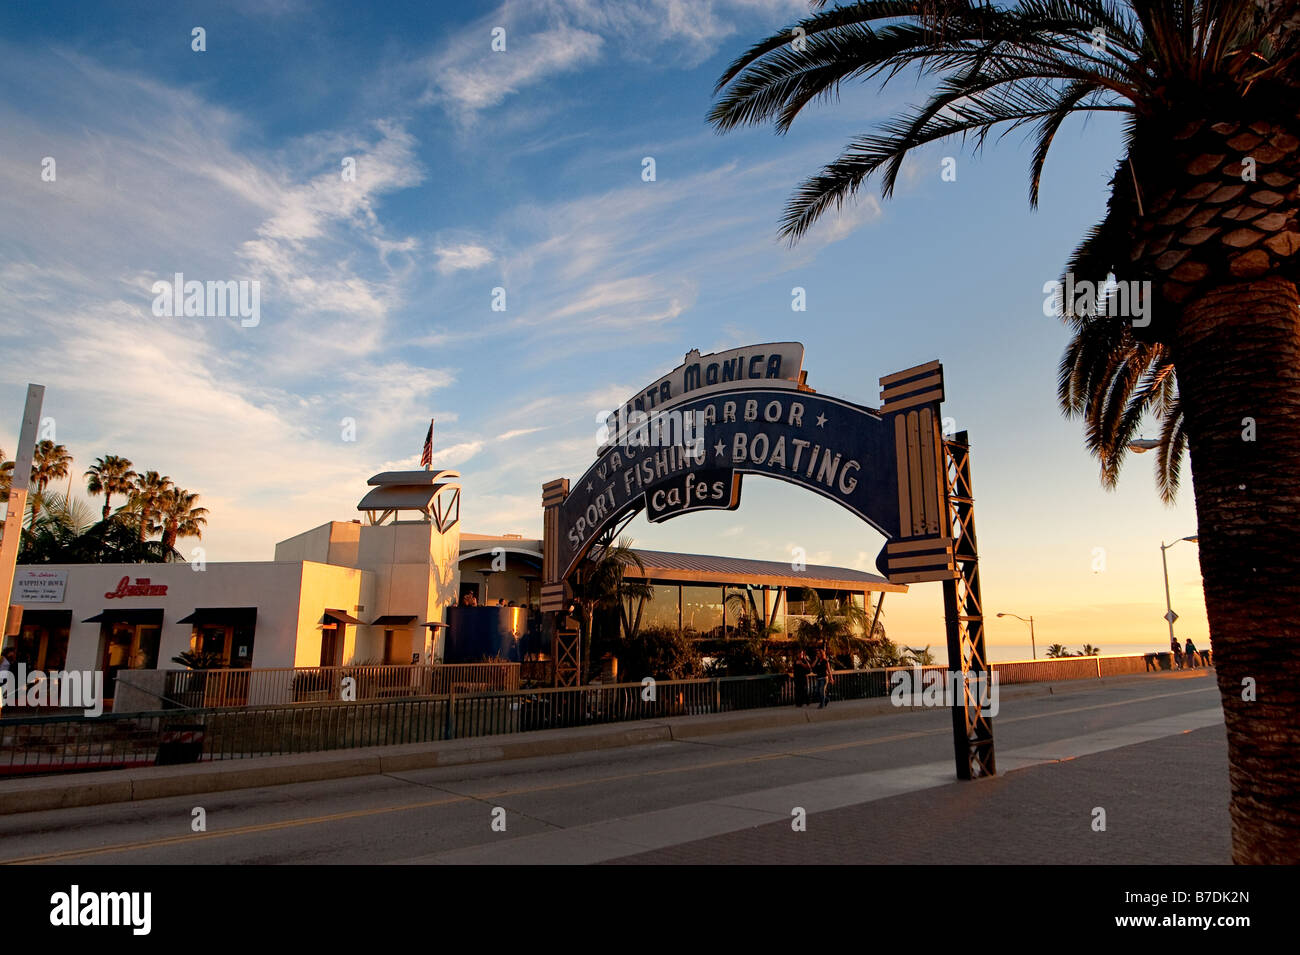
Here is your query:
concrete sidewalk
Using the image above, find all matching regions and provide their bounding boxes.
[606,722,1231,865]
[0,670,1207,815]
[401,699,1224,864]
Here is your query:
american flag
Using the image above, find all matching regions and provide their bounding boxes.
[420,419,434,469]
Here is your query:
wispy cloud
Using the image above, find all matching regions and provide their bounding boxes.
[434,243,496,274]
[425,25,603,115]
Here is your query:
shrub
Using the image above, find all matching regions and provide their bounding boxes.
[617,625,703,681]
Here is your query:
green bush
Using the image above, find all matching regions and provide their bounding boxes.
[617,625,703,681]
[705,637,785,677]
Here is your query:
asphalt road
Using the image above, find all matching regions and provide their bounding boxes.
[0,670,1226,865]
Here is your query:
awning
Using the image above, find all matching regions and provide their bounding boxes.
[83,609,165,624]
[176,607,258,626]
[370,614,417,627]
[320,609,363,627]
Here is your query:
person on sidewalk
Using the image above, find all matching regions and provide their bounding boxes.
[792,651,812,707]
[0,646,16,713]
[1170,636,1183,670]
[1184,637,1198,668]
[812,647,833,709]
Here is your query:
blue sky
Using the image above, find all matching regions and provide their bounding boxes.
[0,0,1208,657]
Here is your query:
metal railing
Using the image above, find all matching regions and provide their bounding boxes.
[0,654,1177,778]
[160,663,520,708]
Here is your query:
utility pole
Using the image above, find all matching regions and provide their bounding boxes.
[0,385,46,643]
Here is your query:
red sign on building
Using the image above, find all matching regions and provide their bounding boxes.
[104,576,168,599]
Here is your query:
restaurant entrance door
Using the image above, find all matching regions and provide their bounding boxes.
[86,609,164,703]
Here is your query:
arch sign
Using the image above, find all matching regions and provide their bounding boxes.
[541,343,995,779]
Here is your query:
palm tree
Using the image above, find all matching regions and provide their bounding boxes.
[129,471,173,543]
[1045,644,1070,659]
[18,492,177,564]
[724,588,780,639]
[28,440,72,520]
[84,455,137,521]
[712,0,1300,863]
[151,487,208,554]
[0,450,13,500]
[18,492,97,562]
[1080,643,1102,656]
[902,645,937,665]
[568,537,649,682]
[790,588,870,665]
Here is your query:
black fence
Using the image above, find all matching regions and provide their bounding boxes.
[0,656,1157,778]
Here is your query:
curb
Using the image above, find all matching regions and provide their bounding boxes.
[0,669,1210,815]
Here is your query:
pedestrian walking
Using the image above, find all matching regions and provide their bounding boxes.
[0,646,16,713]
[792,650,812,707]
[1184,637,1198,668]
[1171,635,1183,670]
[812,647,833,709]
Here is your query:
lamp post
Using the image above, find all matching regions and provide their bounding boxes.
[1160,536,1198,648]
[996,612,1036,660]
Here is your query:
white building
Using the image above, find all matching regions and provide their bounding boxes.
[7,470,471,706]
[5,465,903,709]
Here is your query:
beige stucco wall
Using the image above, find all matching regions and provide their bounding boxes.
[353,520,460,662]
[273,521,360,567]
[24,562,312,673]
[291,561,372,666]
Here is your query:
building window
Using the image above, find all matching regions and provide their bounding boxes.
[724,585,763,636]
[14,610,71,671]
[639,583,681,632]
[681,586,723,640]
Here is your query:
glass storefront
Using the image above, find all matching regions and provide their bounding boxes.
[11,609,71,671]
[640,584,681,632]
[88,609,164,701]
[179,608,257,668]
[681,586,724,639]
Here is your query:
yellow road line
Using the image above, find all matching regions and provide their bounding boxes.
[5,795,467,865]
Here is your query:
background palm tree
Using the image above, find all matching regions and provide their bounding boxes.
[18,493,176,564]
[1045,644,1070,659]
[84,455,137,521]
[28,440,72,520]
[150,487,208,554]
[1080,643,1102,656]
[129,471,173,543]
[790,588,869,665]
[0,450,13,500]
[568,537,648,682]
[724,588,780,639]
[712,0,1300,863]
[902,645,937,665]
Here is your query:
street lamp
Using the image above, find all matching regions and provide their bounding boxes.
[996,612,1036,660]
[1160,536,1198,649]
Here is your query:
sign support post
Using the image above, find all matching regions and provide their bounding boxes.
[0,384,44,641]
[941,431,995,778]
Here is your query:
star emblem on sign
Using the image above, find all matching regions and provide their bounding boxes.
[816,413,828,427]
[715,440,726,457]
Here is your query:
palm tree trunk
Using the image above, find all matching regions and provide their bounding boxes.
[580,607,594,684]
[102,494,111,522]
[1172,275,1300,864]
